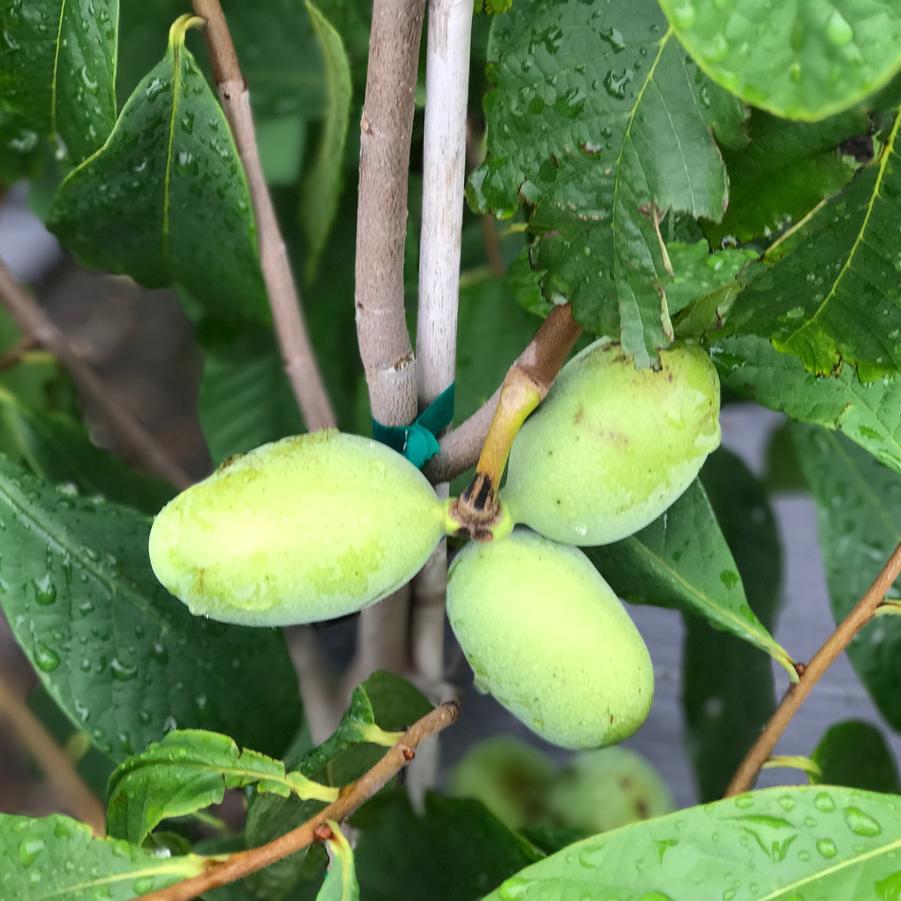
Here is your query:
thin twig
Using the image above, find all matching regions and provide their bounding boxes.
[191,0,335,432]
[350,0,428,679]
[424,302,582,483]
[725,542,901,797]
[139,701,461,901]
[0,261,192,489]
[0,670,106,835]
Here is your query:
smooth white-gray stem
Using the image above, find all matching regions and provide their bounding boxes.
[408,0,473,803]
[415,0,472,405]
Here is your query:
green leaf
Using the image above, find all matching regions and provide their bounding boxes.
[301,1,352,283]
[0,0,118,172]
[354,791,542,901]
[705,107,866,244]
[317,824,360,901]
[683,448,780,801]
[812,721,901,793]
[713,334,901,475]
[107,729,336,845]
[0,387,174,514]
[587,478,795,675]
[666,240,759,338]
[723,109,901,379]
[793,424,901,730]
[48,15,268,322]
[0,813,203,899]
[245,672,431,899]
[487,786,901,899]
[471,0,745,365]
[0,456,301,761]
[657,0,901,121]
[198,322,303,465]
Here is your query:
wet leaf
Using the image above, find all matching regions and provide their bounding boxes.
[588,478,794,675]
[49,16,268,322]
[0,457,301,762]
[658,0,901,121]
[487,786,901,899]
[723,110,901,380]
[471,0,745,365]
[0,813,203,899]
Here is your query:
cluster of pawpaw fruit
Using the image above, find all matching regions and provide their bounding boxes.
[150,338,720,749]
[449,736,673,835]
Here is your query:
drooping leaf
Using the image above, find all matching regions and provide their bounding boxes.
[793,424,901,729]
[0,387,174,513]
[713,334,901,475]
[683,448,780,801]
[0,0,118,174]
[0,813,203,899]
[245,672,431,900]
[354,791,542,901]
[657,0,901,121]
[0,457,301,761]
[811,721,901,793]
[49,15,269,322]
[107,729,336,845]
[317,823,360,901]
[723,109,901,380]
[705,107,866,244]
[471,0,746,365]
[587,478,795,675]
[486,786,901,900]
[301,1,352,282]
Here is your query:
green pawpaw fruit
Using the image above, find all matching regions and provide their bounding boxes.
[447,529,653,749]
[503,339,720,546]
[449,736,556,830]
[547,746,673,833]
[149,430,446,626]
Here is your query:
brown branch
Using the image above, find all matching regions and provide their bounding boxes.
[0,261,192,489]
[350,0,427,679]
[191,0,335,432]
[139,701,461,901]
[0,670,105,835]
[354,0,424,426]
[424,303,582,483]
[725,542,901,797]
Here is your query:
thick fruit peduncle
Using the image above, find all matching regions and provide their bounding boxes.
[451,368,542,540]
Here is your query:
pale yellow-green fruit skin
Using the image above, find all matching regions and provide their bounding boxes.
[447,529,653,750]
[449,736,556,830]
[503,339,721,546]
[149,430,446,626]
[547,747,673,833]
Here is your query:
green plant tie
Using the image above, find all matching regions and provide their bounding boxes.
[371,383,455,469]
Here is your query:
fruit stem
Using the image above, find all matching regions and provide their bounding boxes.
[451,368,541,539]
